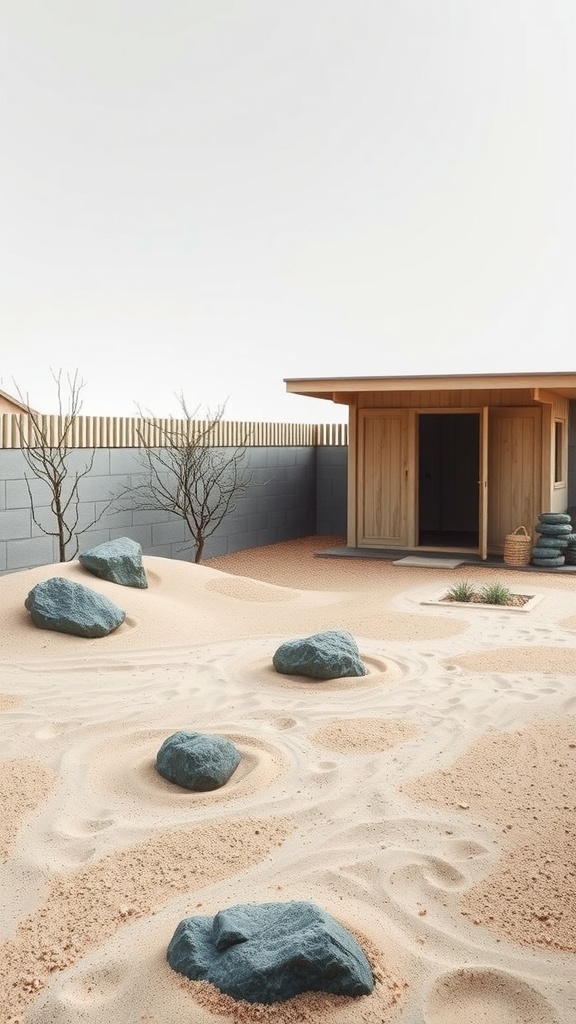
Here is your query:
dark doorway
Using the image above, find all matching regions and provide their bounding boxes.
[418,413,479,548]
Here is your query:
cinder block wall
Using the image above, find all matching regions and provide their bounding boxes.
[0,444,339,573]
[316,446,348,535]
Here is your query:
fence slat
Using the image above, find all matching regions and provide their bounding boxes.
[0,413,348,449]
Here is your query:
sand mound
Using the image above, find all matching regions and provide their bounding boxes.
[1,540,575,1022]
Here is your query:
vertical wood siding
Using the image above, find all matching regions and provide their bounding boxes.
[359,411,409,546]
[0,416,348,449]
[357,389,535,409]
[488,408,542,550]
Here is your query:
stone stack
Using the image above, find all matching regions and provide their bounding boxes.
[531,512,572,567]
[564,533,576,565]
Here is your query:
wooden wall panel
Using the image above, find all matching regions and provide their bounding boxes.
[359,411,409,546]
[488,408,541,551]
[347,403,358,547]
[553,395,569,420]
[357,389,534,410]
[535,392,569,512]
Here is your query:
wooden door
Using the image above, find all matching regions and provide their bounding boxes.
[358,410,409,547]
[488,408,542,552]
[479,406,489,559]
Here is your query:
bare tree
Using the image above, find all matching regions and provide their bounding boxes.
[15,369,109,561]
[115,394,252,562]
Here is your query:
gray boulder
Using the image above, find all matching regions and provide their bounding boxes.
[79,537,148,588]
[25,577,126,638]
[156,731,241,791]
[272,629,367,680]
[167,900,374,1004]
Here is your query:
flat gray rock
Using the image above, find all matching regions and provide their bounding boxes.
[25,577,126,638]
[534,535,569,548]
[531,546,563,558]
[79,537,148,588]
[156,731,241,791]
[535,522,573,536]
[167,900,374,1004]
[272,629,367,680]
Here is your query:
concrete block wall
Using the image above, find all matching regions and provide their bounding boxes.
[0,444,336,573]
[316,445,348,535]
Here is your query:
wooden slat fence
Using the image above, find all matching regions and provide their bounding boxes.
[0,414,348,449]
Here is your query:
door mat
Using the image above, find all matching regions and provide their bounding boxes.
[393,556,466,569]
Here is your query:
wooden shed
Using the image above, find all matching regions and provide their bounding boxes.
[0,388,32,415]
[285,372,576,559]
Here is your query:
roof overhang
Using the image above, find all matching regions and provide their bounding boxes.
[285,371,576,402]
[0,388,37,414]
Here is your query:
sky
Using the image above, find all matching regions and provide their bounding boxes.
[1,1,574,423]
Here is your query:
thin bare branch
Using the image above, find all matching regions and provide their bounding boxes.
[115,395,252,562]
[13,370,110,561]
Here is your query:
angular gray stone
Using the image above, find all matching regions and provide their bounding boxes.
[272,629,367,680]
[156,731,241,791]
[79,537,148,588]
[167,900,374,1004]
[25,577,126,638]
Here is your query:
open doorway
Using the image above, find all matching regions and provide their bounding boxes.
[418,413,479,549]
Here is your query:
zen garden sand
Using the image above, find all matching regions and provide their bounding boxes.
[0,535,575,1023]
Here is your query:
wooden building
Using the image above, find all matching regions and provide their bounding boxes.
[285,372,576,559]
[0,388,32,416]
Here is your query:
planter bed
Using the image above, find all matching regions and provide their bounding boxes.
[422,592,544,613]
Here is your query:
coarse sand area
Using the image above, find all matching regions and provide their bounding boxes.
[0,534,575,1023]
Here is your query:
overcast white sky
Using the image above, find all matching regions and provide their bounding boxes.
[1,1,574,423]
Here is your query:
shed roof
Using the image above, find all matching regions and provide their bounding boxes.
[0,388,36,414]
[284,371,576,402]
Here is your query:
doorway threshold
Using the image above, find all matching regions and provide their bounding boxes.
[314,544,576,574]
[315,545,480,562]
[392,555,466,569]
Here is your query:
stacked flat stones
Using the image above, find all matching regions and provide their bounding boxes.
[565,530,576,566]
[532,512,573,567]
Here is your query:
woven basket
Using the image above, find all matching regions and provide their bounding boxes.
[503,525,532,566]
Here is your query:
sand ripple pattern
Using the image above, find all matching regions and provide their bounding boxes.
[426,967,559,1024]
[2,550,576,1022]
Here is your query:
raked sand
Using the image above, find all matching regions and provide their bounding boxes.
[0,535,575,1023]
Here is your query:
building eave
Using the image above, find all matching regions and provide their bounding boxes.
[284,371,576,401]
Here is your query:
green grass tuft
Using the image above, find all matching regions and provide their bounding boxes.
[479,582,514,605]
[445,580,477,603]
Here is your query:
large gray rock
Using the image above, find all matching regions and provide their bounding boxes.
[79,537,148,589]
[25,577,126,638]
[167,900,374,1004]
[156,731,241,791]
[272,629,367,680]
